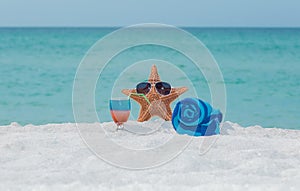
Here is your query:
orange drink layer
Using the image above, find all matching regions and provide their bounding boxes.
[110,110,130,125]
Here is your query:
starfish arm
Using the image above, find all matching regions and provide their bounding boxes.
[172,87,188,96]
[156,104,172,121]
[121,89,134,96]
[164,106,173,120]
[137,108,151,122]
[161,87,188,103]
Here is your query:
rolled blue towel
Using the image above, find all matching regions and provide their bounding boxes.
[172,98,222,136]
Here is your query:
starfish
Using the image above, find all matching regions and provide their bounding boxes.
[122,65,188,122]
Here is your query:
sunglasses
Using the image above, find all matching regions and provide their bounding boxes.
[136,81,171,96]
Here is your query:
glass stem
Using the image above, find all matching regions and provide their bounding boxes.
[117,123,124,131]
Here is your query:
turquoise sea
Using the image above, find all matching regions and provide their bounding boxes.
[0,27,299,129]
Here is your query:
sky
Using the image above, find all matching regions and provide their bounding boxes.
[0,0,299,27]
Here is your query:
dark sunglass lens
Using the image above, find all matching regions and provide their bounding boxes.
[155,82,171,95]
[136,82,151,95]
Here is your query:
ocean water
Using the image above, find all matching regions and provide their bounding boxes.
[0,27,299,129]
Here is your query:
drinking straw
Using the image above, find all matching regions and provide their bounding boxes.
[129,93,151,104]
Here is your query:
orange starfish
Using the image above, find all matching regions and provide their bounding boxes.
[122,65,188,122]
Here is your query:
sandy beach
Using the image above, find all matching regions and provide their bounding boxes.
[1,121,300,190]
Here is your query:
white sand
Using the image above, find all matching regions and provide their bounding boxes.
[1,121,300,190]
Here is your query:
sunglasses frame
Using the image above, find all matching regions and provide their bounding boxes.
[136,81,172,96]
